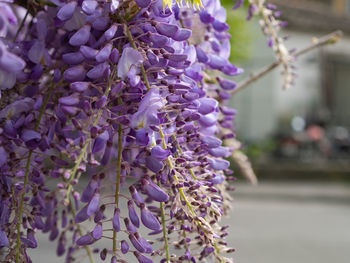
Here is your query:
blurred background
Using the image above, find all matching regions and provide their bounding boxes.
[221,0,350,262]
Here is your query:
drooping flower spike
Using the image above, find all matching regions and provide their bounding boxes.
[0,0,283,262]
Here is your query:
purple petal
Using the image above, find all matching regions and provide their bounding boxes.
[147,51,159,65]
[199,11,214,24]
[135,0,151,8]
[208,158,230,170]
[96,43,112,63]
[56,239,65,256]
[222,63,243,76]
[208,146,230,157]
[129,233,145,253]
[218,78,237,90]
[164,54,187,62]
[195,46,209,63]
[134,251,154,263]
[212,20,229,32]
[143,180,169,202]
[135,128,149,146]
[82,0,98,15]
[28,41,45,64]
[117,48,143,79]
[80,45,98,59]
[87,192,100,216]
[92,130,108,154]
[59,94,79,106]
[145,156,163,173]
[0,50,25,73]
[113,208,121,232]
[34,216,45,230]
[104,24,118,41]
[69,25,91,46]
[92,16,109,31]
[27,229,37,248]
[155,22,178,37]
[81,176,99,202]
[21,129,41,142]
[70,81,89,92]
[0,230,9,247]
[172,28,191,41]
[140,203,161,231]
[128,200,140,228]
[75,205,89,223]
[63,66,86,82]
[49,226,59,241]
[36,18,47,41]
[201,136,222,148]
[110,48,120,63]
[87,62,109,79]
[92,223,102,240]
[210,173,225,185]
[100,248,107,260]
[21,237,37,248]
[76,234,94,246]
[128,64,141,87]
[96,95,107,108]
[124,218,137,233]
[198,98,218,115]
[57,2,77,21]
[199,113,217,127]
[221,106,237,115]
[94,205,106,223]
[121,240,129,254]
[61,105,79,115]
[151,146,170,160]
[0,146,7,167]
[208,54,226,70]
[138,236,153,253]
[62,52,85,65]
[129,185,145,206]
[148,33,169,47]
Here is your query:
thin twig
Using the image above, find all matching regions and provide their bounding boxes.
[233,30,343,95]
[14,10,29,41]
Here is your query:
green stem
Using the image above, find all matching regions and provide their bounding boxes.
[158,140,170,262]
[16,150,32,263]
[124,21,172,260]
[124,23,151,91]
[160,200,170,262]
[68,197,95,263]
[113,107,123,253]
[124,17,212,260]
[14,10,29,41]
[65,81,113,203]
[159,130,195,215]
[15,82,55,263]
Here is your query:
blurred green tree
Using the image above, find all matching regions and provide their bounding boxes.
[222,0,253,63]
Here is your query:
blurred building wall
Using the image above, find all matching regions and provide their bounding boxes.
[230,1,350,141]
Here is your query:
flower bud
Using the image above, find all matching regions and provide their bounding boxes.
[140,203,161,231]
[128,200,140,228]
[112,208,121,232]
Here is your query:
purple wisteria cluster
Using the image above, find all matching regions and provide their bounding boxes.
[0,0,245,262]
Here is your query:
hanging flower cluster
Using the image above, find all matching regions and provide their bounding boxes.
[0,0,280,262]
[246,0,294,89]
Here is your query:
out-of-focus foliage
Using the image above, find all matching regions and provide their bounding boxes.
[222,0,253,62]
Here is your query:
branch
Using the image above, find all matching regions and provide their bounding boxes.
[232,30,343,95]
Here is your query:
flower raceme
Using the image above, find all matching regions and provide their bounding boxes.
[0,0,250,262]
